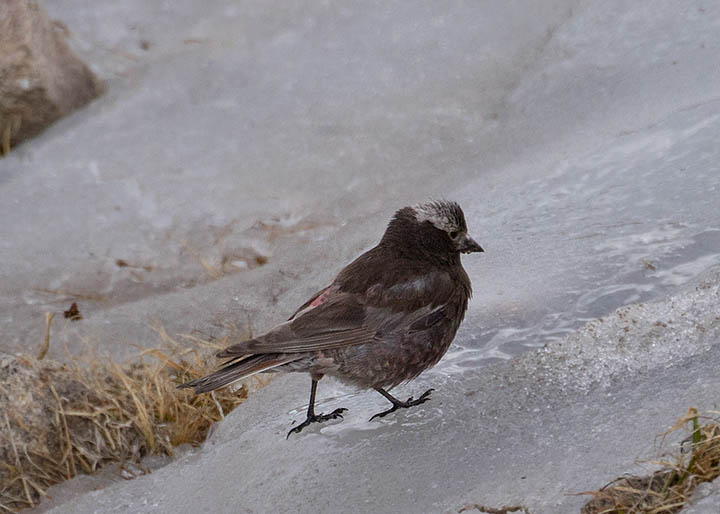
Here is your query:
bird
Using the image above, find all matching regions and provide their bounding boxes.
[179,200,484,437]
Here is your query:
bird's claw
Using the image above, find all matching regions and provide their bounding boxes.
[369,388,435,421]
[416,388,434,402]
[286,408,347,438]
[319,407,347,421]
[369,404,399,421]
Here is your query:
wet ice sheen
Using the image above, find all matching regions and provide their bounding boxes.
[36,271,720,513]
[447,104,720,370]
[11,0,720,512]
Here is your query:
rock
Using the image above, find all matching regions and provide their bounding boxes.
[0,0,104,155]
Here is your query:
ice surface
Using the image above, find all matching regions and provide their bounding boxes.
[683,480,720,514]
[448,103,720,368]
[1,0,588,358]
[3,0,720,364]
[35,268,720,514]
[2,0,720,512]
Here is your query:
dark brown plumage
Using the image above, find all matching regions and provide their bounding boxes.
[179,200,483,436]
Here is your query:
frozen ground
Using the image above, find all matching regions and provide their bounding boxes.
[35,266,720,514]
[1,0,719,512]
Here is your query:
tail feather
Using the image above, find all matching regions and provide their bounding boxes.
[178,354,298,394]
[216,338,262,359]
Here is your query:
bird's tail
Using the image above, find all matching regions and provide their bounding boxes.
[178,354,298,394]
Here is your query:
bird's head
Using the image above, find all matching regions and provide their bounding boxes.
[381,200,484,262]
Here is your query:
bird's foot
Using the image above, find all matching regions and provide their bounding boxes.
[286,408,347,438]
[369,388,434,421]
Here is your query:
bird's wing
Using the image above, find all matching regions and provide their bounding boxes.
[360,269,457,332]
[287,285,332,321]
[407,301,456,332]
[217,267,457,359]
[217,290,375,357]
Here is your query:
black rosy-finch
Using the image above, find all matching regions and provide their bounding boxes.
[179,200,484,437]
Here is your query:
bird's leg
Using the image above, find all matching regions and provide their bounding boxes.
[369,387,434,421]
[287,378,347,438]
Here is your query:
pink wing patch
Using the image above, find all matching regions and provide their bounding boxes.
[309,287,332,308]
[290,285,333,320]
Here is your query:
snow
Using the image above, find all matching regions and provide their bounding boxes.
[2,0,719,512]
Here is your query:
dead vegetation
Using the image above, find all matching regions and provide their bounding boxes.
[581,408,720,514]
[0,114,22,156]
[459,504,530,513]
[0,325,264,512]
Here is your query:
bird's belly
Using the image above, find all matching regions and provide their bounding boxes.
[326,326,458,389]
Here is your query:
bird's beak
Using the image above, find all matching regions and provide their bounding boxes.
[458,234,484,254]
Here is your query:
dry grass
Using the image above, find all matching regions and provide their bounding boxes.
[458,503,530,513]
[0,326,265,512]
[581,408,720,514]
[0,114,22,156]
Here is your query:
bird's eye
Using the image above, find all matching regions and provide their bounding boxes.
[449,230,459,239]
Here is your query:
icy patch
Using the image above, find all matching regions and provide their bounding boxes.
[683,479,720,514]
[10,0,720,511]
[515,270,720,394]
[444,102,720,372]
[34,267,720,514]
